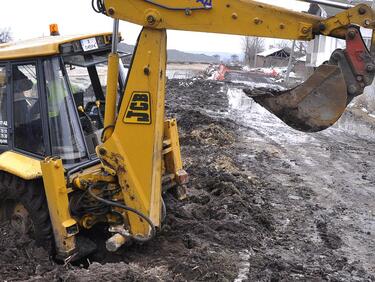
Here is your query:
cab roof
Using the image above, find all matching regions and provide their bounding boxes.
[0,32,112,60]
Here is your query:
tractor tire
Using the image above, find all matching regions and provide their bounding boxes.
[0,171,54,252]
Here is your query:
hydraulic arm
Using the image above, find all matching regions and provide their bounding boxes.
[92,0,375,249]
[99,0,375,130]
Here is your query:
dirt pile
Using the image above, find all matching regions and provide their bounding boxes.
[191,124,235,146]
[0,79,374,281]
[0,222,56,281]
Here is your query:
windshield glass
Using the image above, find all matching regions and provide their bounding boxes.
[64,52,127,154]
[44,57,87,163]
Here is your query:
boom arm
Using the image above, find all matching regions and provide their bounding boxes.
[103,0,375,41]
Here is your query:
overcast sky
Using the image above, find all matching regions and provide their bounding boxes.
[2,0,309,54]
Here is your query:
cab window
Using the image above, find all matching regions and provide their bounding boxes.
[43,57,87,163]
[12,63,45,155]
[64,52,127,154]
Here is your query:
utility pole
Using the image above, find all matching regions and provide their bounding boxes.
[285,40,296,86]
[254,41,258,68]
[371,1,375,60]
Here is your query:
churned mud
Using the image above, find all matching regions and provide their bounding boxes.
[0,79,374,281]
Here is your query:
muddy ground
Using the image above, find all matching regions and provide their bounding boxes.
[0,79,374,281]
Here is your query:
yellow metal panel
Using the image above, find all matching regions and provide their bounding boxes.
[97,27,167,237]
[41,158,77,259]
[105,0,319,40]
[319,4,375,37]
[163,119,183,173]
[0,32,112,60]
[0,151,42,180]
[103,52,120,141]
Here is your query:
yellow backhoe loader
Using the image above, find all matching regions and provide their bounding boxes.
[0,0,374,262]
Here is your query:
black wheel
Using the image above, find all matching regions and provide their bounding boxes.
[0,172,54,252]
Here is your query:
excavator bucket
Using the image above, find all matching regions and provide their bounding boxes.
[244,65,348,132]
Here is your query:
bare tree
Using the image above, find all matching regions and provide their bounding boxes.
[242,36,265,67]
[0,28,12,44]
[276,40,293,52]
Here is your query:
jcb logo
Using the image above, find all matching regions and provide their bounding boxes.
[124,92,151,124]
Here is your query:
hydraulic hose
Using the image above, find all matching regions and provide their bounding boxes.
[92,0,106,14]
[87,185,156,242]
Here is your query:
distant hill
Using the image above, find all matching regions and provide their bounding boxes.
[190,51,244,62]
[118,43,220,64]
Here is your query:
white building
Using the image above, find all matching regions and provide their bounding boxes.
[306,1,372,67]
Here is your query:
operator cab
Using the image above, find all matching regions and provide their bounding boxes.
[0,32,129,167]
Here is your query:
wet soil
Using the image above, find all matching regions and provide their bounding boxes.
[0,79,374,281]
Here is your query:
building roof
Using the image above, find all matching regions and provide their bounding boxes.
[257,48,290,57]
[297,55,306,62]
[309,0,372,17]
[0,32,112,60]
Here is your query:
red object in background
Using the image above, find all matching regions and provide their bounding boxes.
[214,64,229,81]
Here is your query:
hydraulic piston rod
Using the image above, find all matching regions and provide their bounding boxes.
[102,18,120,142]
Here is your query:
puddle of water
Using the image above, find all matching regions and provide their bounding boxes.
[166,70,198,79]
[335,111,375,141]
[226,88,315,146]
[234,249,251,282]
[231,80,285,90]
[227,88,255,110]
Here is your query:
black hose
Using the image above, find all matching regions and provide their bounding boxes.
[87,185,156,242]
[80,111,96,135]
[66,159,101,180]
[96,105,104,128]
[92,0,106,14]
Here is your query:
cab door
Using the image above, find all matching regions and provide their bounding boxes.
[10,61,49,157]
